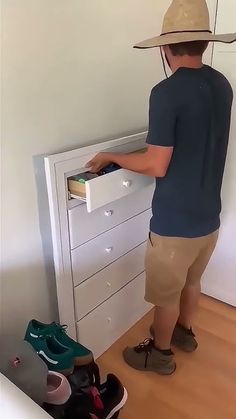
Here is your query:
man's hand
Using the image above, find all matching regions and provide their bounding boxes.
[86,153,113,173]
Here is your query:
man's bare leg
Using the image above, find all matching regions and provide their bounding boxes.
[154,305,180,350]
[178,283,201,329]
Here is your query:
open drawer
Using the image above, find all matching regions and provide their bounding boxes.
[68,168,154,212]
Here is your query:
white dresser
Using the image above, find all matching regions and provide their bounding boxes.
[45,132,153,358]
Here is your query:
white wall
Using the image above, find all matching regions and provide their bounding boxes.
[1,0,217,336]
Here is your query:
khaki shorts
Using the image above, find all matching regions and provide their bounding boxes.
[145,230,219,307]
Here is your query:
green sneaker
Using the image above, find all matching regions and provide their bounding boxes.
[150,323,198,353]
[25,334,74,375]
[25,320,93,366]
[123,338,176,376]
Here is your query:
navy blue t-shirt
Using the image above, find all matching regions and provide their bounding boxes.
[147,65,233,238]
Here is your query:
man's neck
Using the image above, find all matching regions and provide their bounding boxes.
[171,56,203,73]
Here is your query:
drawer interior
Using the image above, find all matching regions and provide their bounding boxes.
[68,165,121,202]
[67,148,150,212]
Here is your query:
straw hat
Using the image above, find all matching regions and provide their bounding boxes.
[134,0,236,49]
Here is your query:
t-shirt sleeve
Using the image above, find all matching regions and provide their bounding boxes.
[146,86,177,147]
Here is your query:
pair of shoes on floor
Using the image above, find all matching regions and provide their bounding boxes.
[44,367,127,419]
[25,319,93,375]
[123,323,198,376]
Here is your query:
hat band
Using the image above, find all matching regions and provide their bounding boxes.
[161,29,212,36]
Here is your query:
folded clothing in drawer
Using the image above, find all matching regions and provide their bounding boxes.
[68,165,121,200]
[68,173,98,200]
[99,163,121,175]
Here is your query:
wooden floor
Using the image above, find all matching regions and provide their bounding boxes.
[98,295,236,419]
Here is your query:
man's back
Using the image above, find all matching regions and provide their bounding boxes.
[148,65,233,238]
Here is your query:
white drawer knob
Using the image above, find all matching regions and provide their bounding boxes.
[107,317,112,323]
[122,180,132,188]
[104,210,113,217]
[107,282,111,287]
[105,247,113,254]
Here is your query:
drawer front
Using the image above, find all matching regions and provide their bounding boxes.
[86,169,154,212]
[74,242,146,320]
[77,273,151,359]
[68,184,154,249]
[71,209,151,286]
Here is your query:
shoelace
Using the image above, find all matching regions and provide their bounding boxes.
[35,324,68,339]
[135,338,154,352]
[134,338,154,368]
[54,323,68,334]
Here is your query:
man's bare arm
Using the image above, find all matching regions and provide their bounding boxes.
[87,145,173,178]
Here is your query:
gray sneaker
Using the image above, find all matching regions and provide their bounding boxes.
[123,339,176,376]
[150,324,198,353]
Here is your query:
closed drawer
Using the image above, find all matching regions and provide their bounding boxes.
[74,242,146,320]
[71,209,151,286]
[70,168,154,212]
[68,184,154,249]
[77,272,152,359]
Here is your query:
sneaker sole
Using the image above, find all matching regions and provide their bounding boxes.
[105,387,128,419]
[74,353,94,366]
[125,361,176,376]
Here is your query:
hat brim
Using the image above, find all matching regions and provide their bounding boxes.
[134,32,236,49]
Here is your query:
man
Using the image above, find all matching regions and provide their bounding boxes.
[87,0,236,375]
